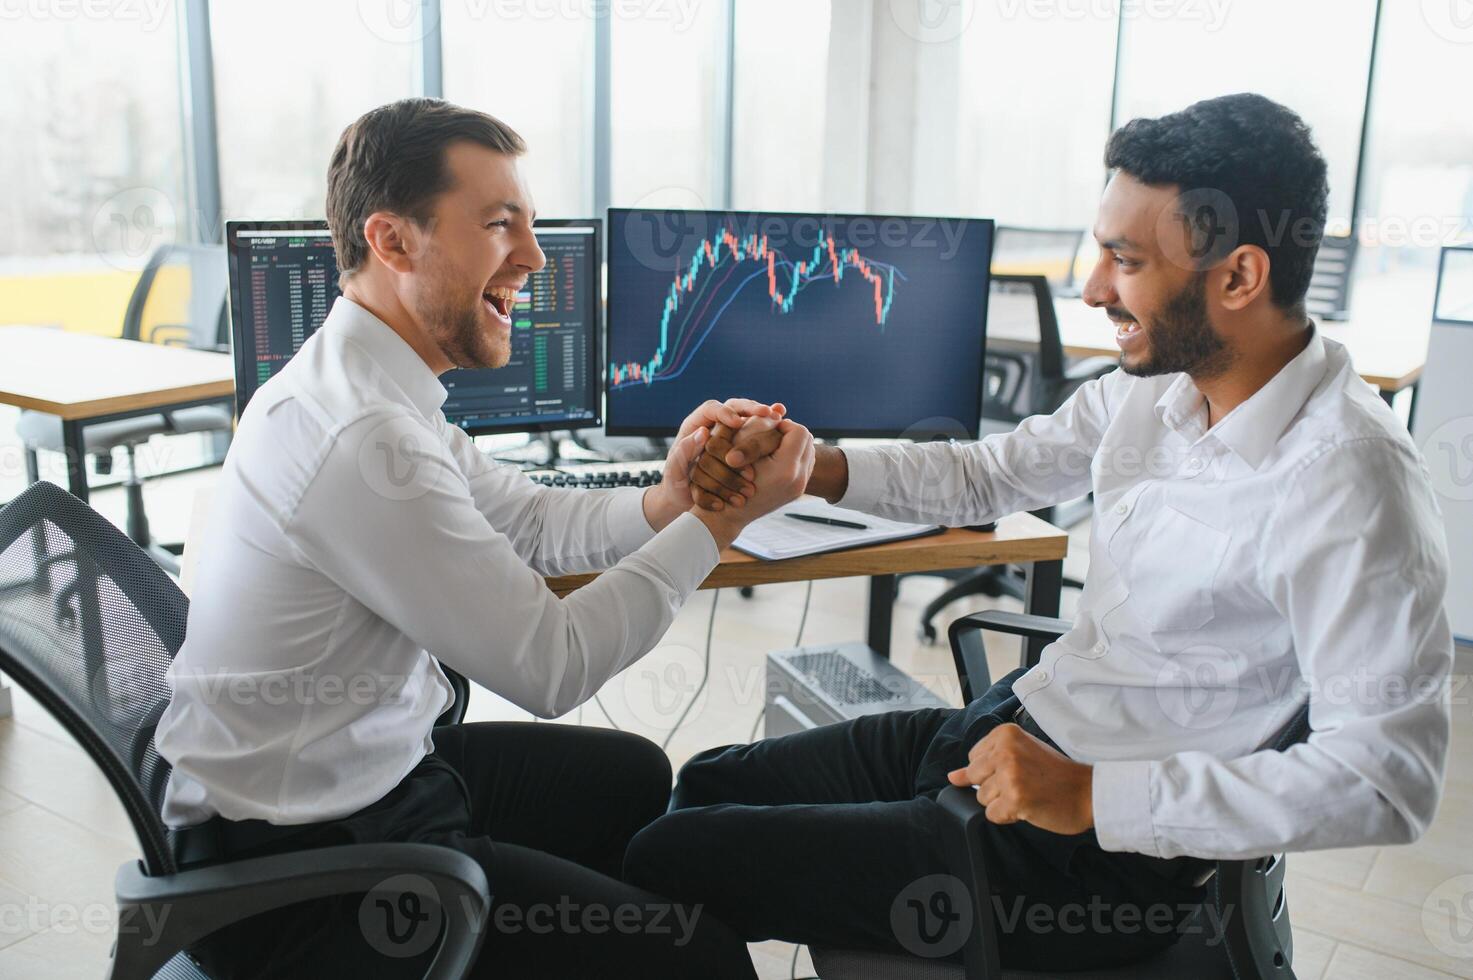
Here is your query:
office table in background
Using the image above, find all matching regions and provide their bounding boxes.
[546,511,1070,660]
[0,326,235,502]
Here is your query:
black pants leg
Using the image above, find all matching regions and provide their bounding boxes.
[625,676,1205,972]
[188,722,756,980]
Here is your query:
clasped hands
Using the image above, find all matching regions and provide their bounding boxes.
[652,399,814,550]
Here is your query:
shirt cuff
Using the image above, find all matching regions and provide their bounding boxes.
[1091,760,1162,857]
[607,487,658,558]
[638,511,721,597]
[835,447,888,512]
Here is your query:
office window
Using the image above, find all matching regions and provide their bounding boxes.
[1113,0,1377,227]
[210,0,418,220]
[730,0,831,211]
[0,9,188,334]
[1355,3,1473,304]
[941,6,1118,228]
[610,0,725,208]
[442,7,593,218]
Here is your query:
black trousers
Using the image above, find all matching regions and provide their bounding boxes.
[624,669,1209,973]
[181,722,757,979]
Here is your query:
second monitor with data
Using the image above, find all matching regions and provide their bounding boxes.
[225,219,602,435]
[605,209,995,439]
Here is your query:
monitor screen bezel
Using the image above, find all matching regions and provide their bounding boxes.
[1433,244,1473,326]
[602,207,994,441]
[224,217,606,436]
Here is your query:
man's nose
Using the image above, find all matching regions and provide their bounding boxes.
[1081,258,1116,309]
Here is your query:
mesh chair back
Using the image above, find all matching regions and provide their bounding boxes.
[1306,232,1356,321]
[0,481,184,876]
[983,275,1065,424]
[992,226,1086,292]
[123,243,230,351]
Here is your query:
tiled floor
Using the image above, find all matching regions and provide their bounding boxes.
[1,407,1470,978]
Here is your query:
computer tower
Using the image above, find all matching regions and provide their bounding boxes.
[763,642,951,737]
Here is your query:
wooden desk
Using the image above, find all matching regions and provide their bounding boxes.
[0,326,234,501]
[547,511,1069,658]
[989,287,1430,401]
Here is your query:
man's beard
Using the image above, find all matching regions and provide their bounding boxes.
[415,259,507,371]
[1120,272,1234,379]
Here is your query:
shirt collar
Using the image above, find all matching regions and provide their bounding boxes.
[323,296,449,419]
[1154,325,1327,469]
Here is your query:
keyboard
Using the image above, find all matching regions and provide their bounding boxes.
[787,650,900,706]
[527,462,664,490]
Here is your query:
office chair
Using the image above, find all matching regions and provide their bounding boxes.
[0,482,488,979]
[16,243,236,574]
[992,226,1087,296]
[904,275,1115,642]
[1305,232,1357,322]
[811,609,1306,980]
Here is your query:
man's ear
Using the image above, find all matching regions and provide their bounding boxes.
[1216,244,1272,312]
[361,212,420,275]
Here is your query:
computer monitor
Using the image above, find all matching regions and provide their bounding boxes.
[605,208,994,439]
[225,218,603,435]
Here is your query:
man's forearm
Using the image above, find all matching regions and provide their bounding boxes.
[805,445,849,503]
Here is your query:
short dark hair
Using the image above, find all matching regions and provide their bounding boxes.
[326,98,525,278]
[1104,93,1329,314]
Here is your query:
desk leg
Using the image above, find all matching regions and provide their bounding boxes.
[867,575,896,658]
[1022,559,1063,667]
[60,419,89,503]
[1406,381,1421,430]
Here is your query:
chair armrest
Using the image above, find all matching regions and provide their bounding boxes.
[110,842,489,980]
[948,611,1074,702]
[936,785,1003,980]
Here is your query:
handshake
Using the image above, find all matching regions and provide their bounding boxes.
[661,398,823,550]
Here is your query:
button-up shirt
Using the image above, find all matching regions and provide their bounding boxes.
[156,298,719,828]
[840,328,1453,859]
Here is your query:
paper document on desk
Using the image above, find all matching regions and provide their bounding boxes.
[732,497,941,561]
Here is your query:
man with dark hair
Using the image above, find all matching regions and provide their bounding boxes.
[156,98,811,977]
[629,94,1452,971]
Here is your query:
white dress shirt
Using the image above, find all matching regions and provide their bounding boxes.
[839,327,1453,860]
[155,298,719,828]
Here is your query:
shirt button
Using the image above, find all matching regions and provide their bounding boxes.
[1186,458,1205,473]
[1035,669,1050,683]
[1115,502,1129,516]
[1093,641,1106,654]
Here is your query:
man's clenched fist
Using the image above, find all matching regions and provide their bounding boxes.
[947,723,1094,836]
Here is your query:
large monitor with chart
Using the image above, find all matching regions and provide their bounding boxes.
[225,218,603,435]
[605,208,994,439]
